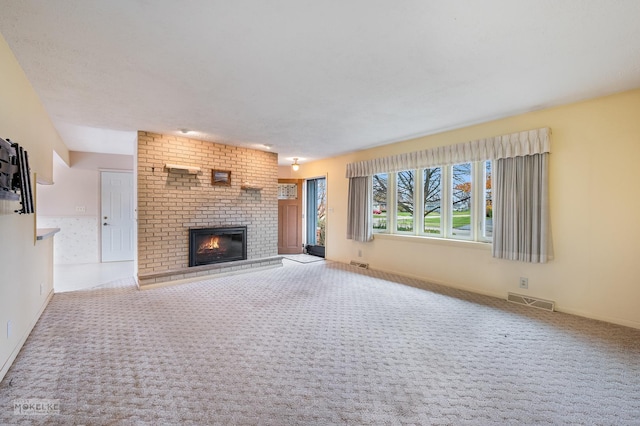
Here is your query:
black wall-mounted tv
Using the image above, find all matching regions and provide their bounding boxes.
[0,137,34,214]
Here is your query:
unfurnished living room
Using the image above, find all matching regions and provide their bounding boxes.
[1,1,639,424]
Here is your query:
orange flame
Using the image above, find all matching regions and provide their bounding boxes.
[199,236,220,252]
[209,237,219,249]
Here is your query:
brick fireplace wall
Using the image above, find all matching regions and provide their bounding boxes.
[137,131,279,283]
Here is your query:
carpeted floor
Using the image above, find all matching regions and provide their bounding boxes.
[1,261,639,425]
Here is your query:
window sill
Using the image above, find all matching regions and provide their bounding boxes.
[373,232,491,250]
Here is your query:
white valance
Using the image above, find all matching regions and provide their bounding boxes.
[345,127,550,178]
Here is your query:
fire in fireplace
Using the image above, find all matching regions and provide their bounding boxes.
[189,226,247,267]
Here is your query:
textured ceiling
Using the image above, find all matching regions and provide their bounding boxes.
[1,1,640,165]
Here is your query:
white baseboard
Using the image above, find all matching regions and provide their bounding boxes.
[554,306,640,330]
[345,262,640,331]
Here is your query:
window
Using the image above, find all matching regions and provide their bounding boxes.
[451,162,472,239]
[372,173,388,231]
[351,127,550,257]
[396,171,414,232]
[483,161,493,240]
[373,160,491,243]
[423,167,442,235]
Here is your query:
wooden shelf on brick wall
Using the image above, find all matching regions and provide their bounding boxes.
[241,182,263,191]
[165,163,201,174]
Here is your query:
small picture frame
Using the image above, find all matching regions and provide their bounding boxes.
[212,170,231,186]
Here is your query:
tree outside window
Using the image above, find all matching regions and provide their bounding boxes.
[316,179,326,245]
[451,163,472,237]
[371,161,490,242]
[423,167,442,234]
[372,173,388,231]
[396,171,414,232]
[484,161,492,239]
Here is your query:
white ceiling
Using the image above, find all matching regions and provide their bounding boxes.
[1,1,640,165]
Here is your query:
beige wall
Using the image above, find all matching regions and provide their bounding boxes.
[37,152,133,264]
[278,165,294,179]
[0,33,69,381]
[287,89,640,329]
[38,151,133,217]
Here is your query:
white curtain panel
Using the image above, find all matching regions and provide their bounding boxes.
[346,128,550,178]
[492,153,552,263]
[346,176,373,242]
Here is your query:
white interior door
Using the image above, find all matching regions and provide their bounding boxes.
[101,171,134,262]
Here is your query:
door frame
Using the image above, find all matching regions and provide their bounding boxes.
[277,178,303,254]
[303,174,328,257]
[100,170,135,262]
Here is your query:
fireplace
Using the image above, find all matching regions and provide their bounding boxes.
[189,227,247,267]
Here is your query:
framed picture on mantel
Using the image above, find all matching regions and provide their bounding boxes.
[212,170,231,186]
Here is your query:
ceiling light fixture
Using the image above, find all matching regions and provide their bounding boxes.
[179,129,190,134]
[291,158,300,171]
[263,144,273,150]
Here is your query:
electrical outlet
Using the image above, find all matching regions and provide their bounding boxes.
[40,281,44,295]
[7,320,13,339]
[519,277,529,289]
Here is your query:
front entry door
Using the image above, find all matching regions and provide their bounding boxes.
[305,177,326,257]
[101,171,134,262]
[278,179,303,254]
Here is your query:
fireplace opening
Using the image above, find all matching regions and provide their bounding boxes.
[189,226,247,267]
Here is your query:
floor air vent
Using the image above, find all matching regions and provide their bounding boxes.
[507,292,555,312]
[350,261,369,269]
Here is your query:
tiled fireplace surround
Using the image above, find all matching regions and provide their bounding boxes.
[137,131,281,287]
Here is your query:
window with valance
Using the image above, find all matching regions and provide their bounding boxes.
[346,127,552,263]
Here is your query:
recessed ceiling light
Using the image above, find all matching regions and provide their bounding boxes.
[263,144,273,149]
[179,129,190,134]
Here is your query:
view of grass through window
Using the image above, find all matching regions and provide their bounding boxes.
[372,160,491,242]
[373,173,387,231]
[423,167,441,234]
[451,162,472,237]
[396,171,414,232]
[484,161,493,239]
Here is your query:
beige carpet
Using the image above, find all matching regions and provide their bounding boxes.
[1,261,639,425]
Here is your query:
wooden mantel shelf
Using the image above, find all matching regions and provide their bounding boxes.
[241,182,263,191]
[165,163,201,174]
